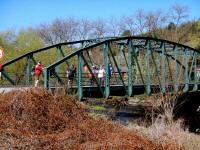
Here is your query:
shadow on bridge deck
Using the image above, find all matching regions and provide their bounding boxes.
[55,84,200,98]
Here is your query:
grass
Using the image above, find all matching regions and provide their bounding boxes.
[127,92,200,150]
[127,118,200,150]
[91,105,106,111]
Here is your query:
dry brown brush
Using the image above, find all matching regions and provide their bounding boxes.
[0,88,164,150]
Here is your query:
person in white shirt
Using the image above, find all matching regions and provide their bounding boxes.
[98,65,105,86]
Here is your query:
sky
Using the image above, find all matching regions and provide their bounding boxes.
[0,0,200,32]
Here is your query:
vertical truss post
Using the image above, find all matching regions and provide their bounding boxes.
[26,55,31,85]
[104,42,110,98]
[77,42,85,100]
[174,46,178,92]
[44,68,50,89]
[133,47,138,84]
[161,43,166,93]
[120,45,124,71]
[184,50,189,92]
[189,52,195,81]
[193,52,198,91]
[128,40,133,96]
[146,40,151,95]
[78,52,83,100]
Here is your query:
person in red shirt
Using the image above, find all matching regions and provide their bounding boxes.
[34,61,43,87]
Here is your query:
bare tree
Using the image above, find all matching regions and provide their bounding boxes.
[37,23,55,45]
[37,17,79,44]
[92,19,108,38]
[170,4,189,42]
[36,4,190,44]
[107,16,123,36]
[145,12,156,36]
[51,18,66,43]
[135,9,146,35]
[62,17,79,42]
[171,4,189,26]
[0,29,16,44]
[120,16,135,36]
[77,19,93,40]
[144,10,168,37]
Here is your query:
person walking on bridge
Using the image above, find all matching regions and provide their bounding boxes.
[34,61,43,87]
[98,65,105,86]
[108,63,113,80]
[67,64,76,87]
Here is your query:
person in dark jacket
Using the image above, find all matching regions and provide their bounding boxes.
[67,64,76,87]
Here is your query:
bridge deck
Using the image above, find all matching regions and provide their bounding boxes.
[0,84,199,98]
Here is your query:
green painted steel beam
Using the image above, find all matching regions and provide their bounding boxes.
[174,45,178,92]
[131,45,145,86]
[193,52,198,91]
[30,56,37,65]
[44,68,50,89]
[166,55,174,85]
[3,37,116,67]
[57,46,70,67]
[104,43,110,98]
[86,50,93,65]
[150,47,162,92]
[177,55,185,90]
[146,40,151,95]
[47,40,107,70]
[123,49,129,67]
[81,54,105,97]
[128,40,133,96]
[1,71,15,85]
[184,49,189,92]
[188,52,195,82]
[161,42,166,93]
[108,42,127,94]
[119,45,124,71]
[78,52,83,100]
[3,36,199,73]
[51,69,65,85]
[26,55,31,85]
[108,53,118,83]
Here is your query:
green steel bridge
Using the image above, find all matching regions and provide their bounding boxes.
[1,36,200,100]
